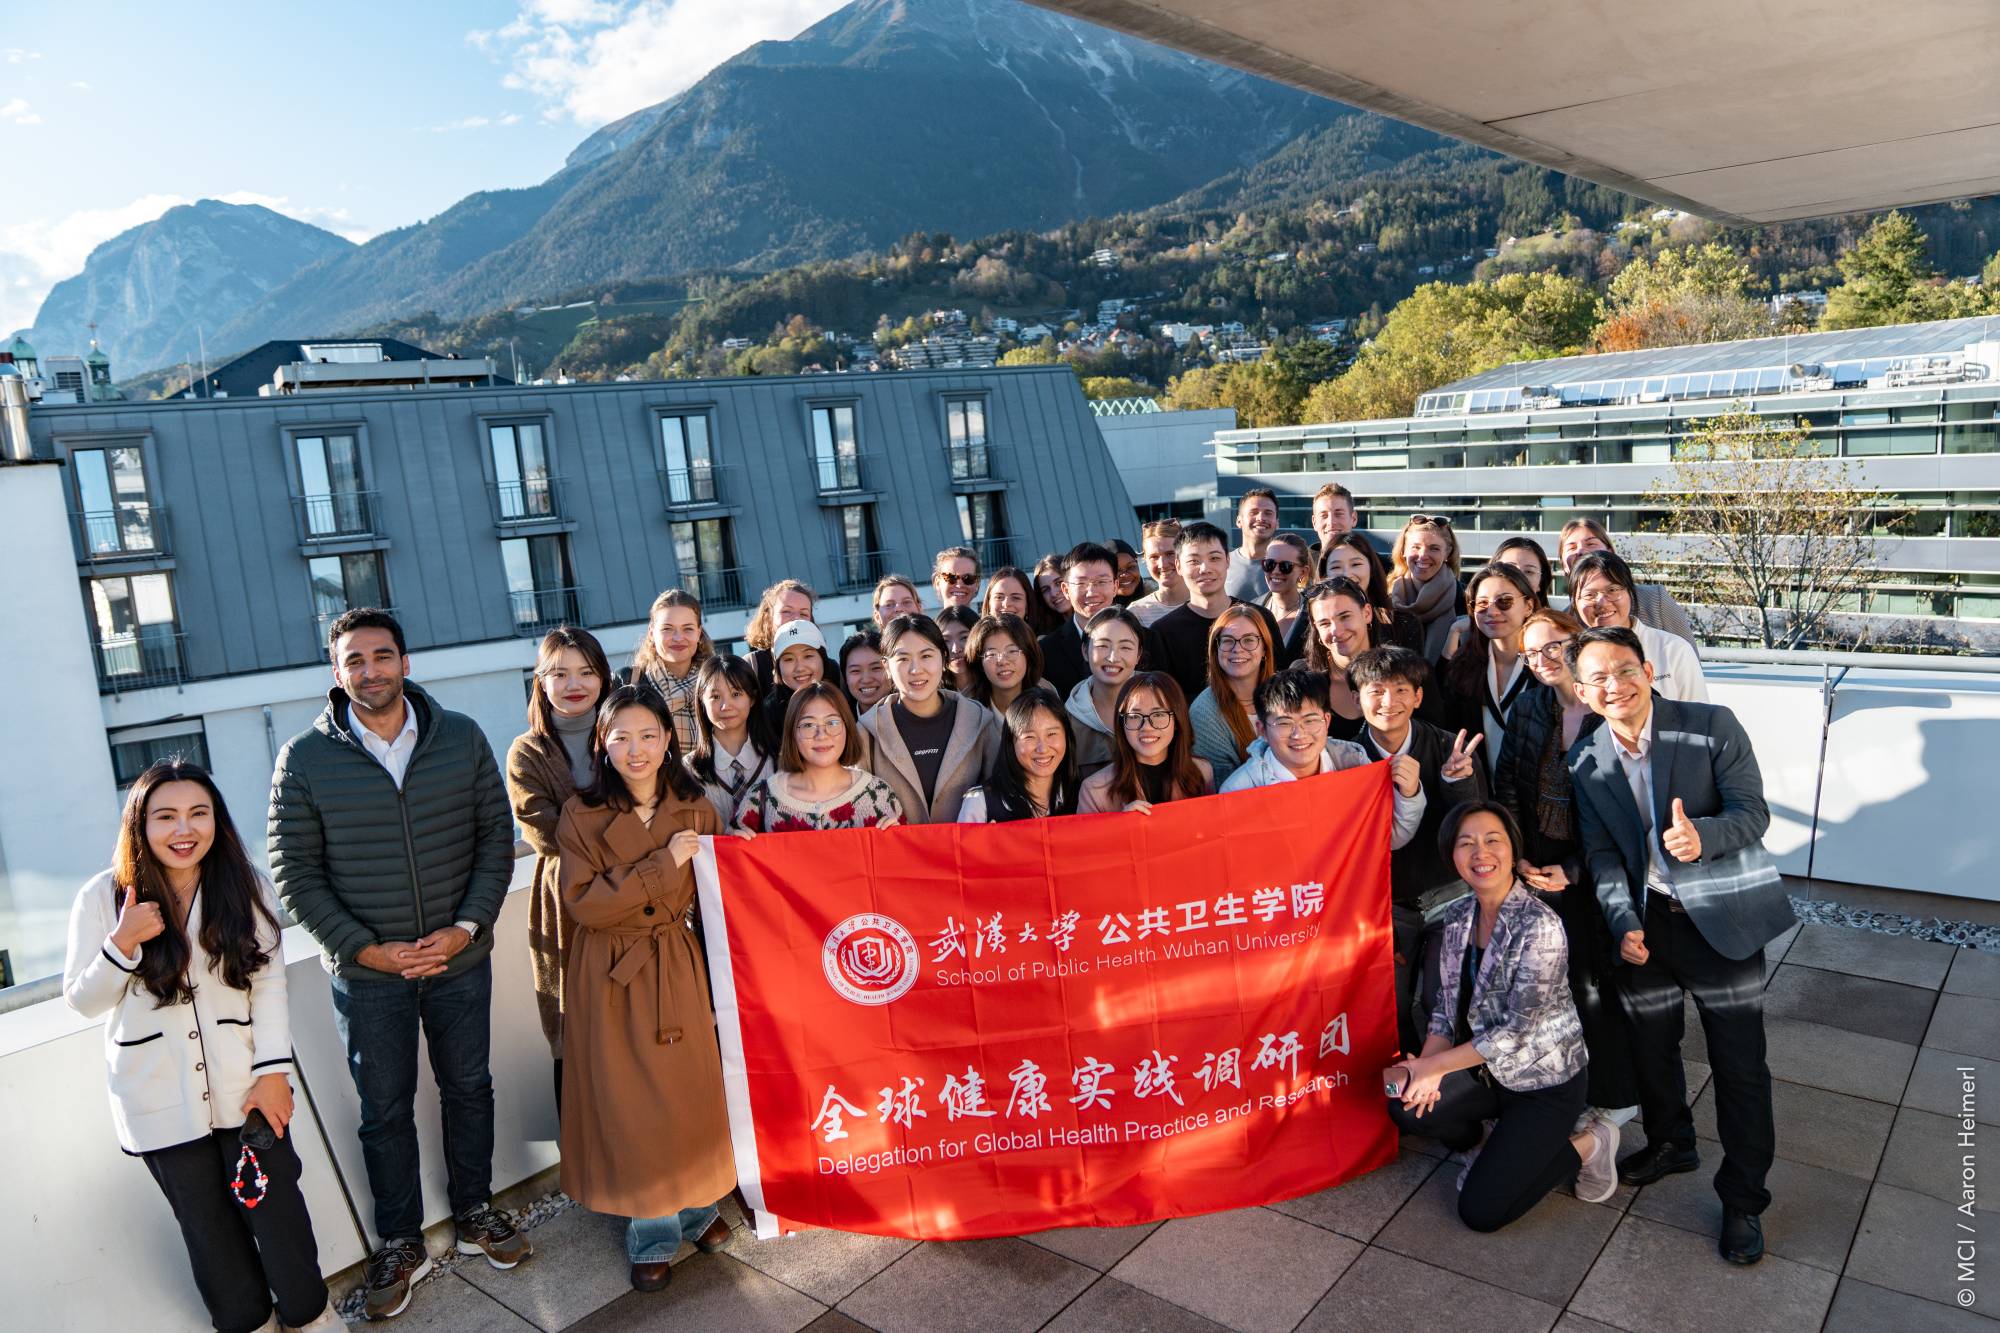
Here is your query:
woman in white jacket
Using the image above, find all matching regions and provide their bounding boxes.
[63,760,342,1333]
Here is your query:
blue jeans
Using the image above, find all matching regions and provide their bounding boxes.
[330,957,496,1244]
[626,1203,721,1263]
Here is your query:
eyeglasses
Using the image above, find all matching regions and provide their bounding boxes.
[1260,559,1297,574]
[1119,709,1175,731]
[1266,714,1328,738]
[1574,586,1629,606]
[940,573,979,586]
[1217,634,1264,654]
[1578,665,1648,692]
[1525,638,1574,663]
[1068,576,1115,593]
[980,646,1024,664]
[795,718,847,737]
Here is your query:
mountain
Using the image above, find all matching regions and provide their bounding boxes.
[208,0,1419,359]
[26,200,352,373]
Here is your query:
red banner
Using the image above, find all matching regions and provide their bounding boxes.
[692,764,1400,1240]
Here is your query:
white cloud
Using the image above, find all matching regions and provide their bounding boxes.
[70,80,91,92]
[1,98,41,126]
[474,0,845,127]
[4,48,43,63]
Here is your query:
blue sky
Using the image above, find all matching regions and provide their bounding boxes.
[0,0,847,336]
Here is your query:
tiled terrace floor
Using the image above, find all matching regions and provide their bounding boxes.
[391,921,1999,1332]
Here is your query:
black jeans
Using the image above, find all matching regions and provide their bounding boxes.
[143,1127,328,1333]
[1391,905,1444,1056]
[330,956,496,1243]
[1389,1067,1589,1232]
[1616,892,1774,1214]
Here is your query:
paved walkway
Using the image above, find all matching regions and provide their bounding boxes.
[385,921,1999,1332]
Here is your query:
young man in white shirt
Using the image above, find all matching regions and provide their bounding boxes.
[1222,669,1425,850]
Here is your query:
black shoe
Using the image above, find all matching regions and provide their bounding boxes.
[630,1260,673,1292]
[363,1239,431,1321]
[1720,1208,1765,1265]
[694,1215,732,1254]
[1617,1141,1700,1186]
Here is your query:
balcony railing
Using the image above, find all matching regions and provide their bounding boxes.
[509,586,586,635]
[658,463,736,510]
[313,604,399,652]
[968,535,1020,571]
[680,566,750,609]
[291,490,382,543]
[93,629,186,694]
[947,439,995,482]
[831,549,895,593]
[70,505,168,561]
[490,476,565,525]
[812,450,878,496]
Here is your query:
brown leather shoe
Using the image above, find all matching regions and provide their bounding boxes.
[630,1260,673,1292]
[694,1216,732,1254]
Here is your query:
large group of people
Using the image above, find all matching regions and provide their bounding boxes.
[63,492,1793,1332]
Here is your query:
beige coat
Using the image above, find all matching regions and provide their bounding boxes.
[857,689,1001,823]
[556,792,734,1218]
[506,730,578,1057]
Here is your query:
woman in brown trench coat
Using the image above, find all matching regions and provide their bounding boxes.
[506,626,612,1110]
[556,684,735,1292]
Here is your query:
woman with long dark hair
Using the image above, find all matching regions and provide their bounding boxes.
[627,589,712,755]
[556,686,733,1291]
[964,613,1045,715]
[1077,671,1213,814]
[1029,552,1071,635]
[1433,563,1541,769]
[979,565,1037,624]
[685,654,777,826]
[838,629,891,715]
[507,624,613,1103]
[936,604,980,694]
[1066,606,1144,777]
[65,761,343,1332]
[1441,537,1554,659]
[959,687,1082,822]
[1301,577,1375,741]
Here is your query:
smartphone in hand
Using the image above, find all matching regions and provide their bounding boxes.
[1381,1066,1411,1098]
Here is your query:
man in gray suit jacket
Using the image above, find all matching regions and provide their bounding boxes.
[1567,627,1796,1268]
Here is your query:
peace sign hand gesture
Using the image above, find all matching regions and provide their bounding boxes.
[1441,729,1483,783]
[1662,797,1702,862]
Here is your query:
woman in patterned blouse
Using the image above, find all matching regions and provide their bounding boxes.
[729,682,904,835]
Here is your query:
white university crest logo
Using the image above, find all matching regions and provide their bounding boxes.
[822,913,921,1006]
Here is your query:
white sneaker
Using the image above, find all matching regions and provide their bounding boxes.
[1575,1116,1621,1203]
[1600,1104,1640,1127]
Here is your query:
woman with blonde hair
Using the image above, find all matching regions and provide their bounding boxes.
[1187,604,1274,785]
[1389,515,1464,662]
[627,590,711,755]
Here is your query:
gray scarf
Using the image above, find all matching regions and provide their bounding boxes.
[551,707,597,791]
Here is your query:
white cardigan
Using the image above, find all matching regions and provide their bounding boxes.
[62,870,293,1155]
[1634,619,1710,704]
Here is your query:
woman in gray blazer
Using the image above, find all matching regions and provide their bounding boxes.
[1385,801,1620,1231]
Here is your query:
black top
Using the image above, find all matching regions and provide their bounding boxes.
[1036,620,1089,697]
[1359,719,1488,911]
[893,698,957,805]
[1149,599,1283,706]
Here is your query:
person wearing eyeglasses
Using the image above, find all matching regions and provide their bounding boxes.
[838,629,891,715]
[964,613,1045,717]
[1491,608,1638,1131]
[1067,606,1145,778]
[1350,645,1488,1055]
[1077,671,1213,814]
[1389,516,1463,662]
[1322,531,1426,655]
[730,683,904,835]
[871,574,923,631]
[1432,564,1542,772]
[1126,519,1190,628]
[1258,530,1313,667]
[1219,671,1425,849]
[1036,541,1124,696]
[1150,520,1282,707]
[1565,625,1793,1266]
[1558,519,1697,648]
[1225,487,1281,600]
[935,605,980,694]
[1188,605,1274,786]
[1300,577,1375,742]
[1569,551,1708,703]
[958,687,1082,823]
[856,614,1001,824]
[931,546,982,613]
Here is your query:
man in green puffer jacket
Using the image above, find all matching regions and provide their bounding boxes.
[268,608,533,1321]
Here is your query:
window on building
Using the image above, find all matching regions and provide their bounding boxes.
[108,722,210,792]
[672,518,741,606]
[955,492,1009,567]
[299,343,385,365]
[490,421,554,519]
[811,404,862,492]
[501,534,577,630]
[88,572,180,684]
[833,504,882,588]
[71,445,157,554]
[295,433,369,536]
[660,414,717,504]
[945,397,989,479]
[308,552,388,628]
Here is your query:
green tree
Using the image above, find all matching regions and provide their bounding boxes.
[1163,362,1303,428]
[998,345,1059,366]
[1820,211,1973,328]
[1079,376,1155,401]
[1273,337,1345,385]
[1606,242,1759,310]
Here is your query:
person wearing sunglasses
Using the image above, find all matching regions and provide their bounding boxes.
[931,545,983,613]
[1188,604,1274,786]
[1490,607,1638,1132]
[1568,551,1708,703]
[1225,487,1281,600]
[1565,626,1793,1267]
[1432,564,1542,771]
[1258,531,1313,667]
[1077,671,1213,814]
[1389,515,1464,663]
[1441,537,1554,661]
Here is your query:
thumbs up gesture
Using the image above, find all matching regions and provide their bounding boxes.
[1662,797,1702,863]
[110,884,165,956]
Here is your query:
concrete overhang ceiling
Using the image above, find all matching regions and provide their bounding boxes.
[1028,0,2000,223]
